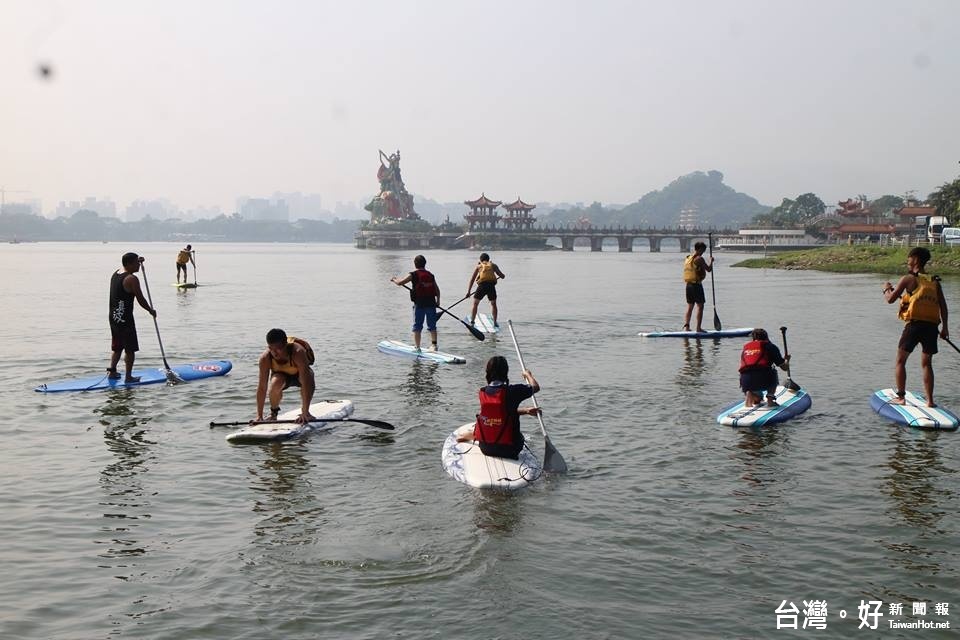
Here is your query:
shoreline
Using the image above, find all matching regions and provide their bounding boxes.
[732,245,960,276]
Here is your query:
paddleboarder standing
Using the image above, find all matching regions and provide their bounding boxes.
[391,254,441,352]
[466,252,505,329]
[256,328,317,424]
[175,244,195,284]
[107,252,156,382]
[681,241,713,332]
[882,246,949,407]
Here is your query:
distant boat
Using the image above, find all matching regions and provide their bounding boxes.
[716,229,825,252]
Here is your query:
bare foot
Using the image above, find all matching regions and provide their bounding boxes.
[890,397,906,405]
[124,376,141,383]
[927,401,938,408]
[695,327,705,333]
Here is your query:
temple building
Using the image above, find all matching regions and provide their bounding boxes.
[464,194,503,230]
[502,198,538,231]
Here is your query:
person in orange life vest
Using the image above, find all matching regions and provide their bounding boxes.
[466,252,505,328]
[390,254,441,352]
[882,246,949,407]
[255,328,316,424]
[175,244,195,284]
[681,241,714,332]
[457,355,541,460]
[739,328,790,408]
[107,252,157,383]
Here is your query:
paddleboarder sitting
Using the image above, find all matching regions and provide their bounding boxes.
[466,252,505,329]
[882,246,949,407]
[256,328,317,424]
[107,253,157,382]
[739,328,790,408]
[681,241,714,332]
[457,355,541,460]
[390,254,440,352]
[175,244,195,284]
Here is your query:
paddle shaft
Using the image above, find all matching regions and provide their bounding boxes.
[944,336,960,355]
[139,261,175,375]
[399,283,484,341]
[779,325,798,388]
[507,320,567,473]
[210,417,394,430]
[708,232,721,331]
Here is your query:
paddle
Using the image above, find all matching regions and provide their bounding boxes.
[139,259,181,384]
[943,336,960,355]
[779,326,800,391]
[708,232,721,331]
[507,320,568,473]
[399,283,484,341]
[192,249,198,286]
[210,417,395,430]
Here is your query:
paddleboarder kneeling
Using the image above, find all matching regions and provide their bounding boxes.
[882,246,949,407]
[457,355,541,460]
[107,252,157,383]
[466,252,505,329]
[391,254,441,352]
[739,328,790,408]
[682,241,713,332]
[256,328,317,424]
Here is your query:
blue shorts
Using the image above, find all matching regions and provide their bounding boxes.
[412,305,438,332]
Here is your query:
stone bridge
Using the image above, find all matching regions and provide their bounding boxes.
[461,225,740,252]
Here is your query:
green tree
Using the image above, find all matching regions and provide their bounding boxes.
[869,195,905,217]
[751,193,824,227]
[928,177,960,221]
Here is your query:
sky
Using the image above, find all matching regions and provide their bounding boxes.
[1,0,958,215]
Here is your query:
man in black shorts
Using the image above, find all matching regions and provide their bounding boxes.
[882,247,949,407]
[107,252,156,382]
[681,241,713,332]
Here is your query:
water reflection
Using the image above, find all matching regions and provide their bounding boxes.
[880,429,954,576]
[94,391,156,578]
[246,444,324,545]
[675,338,722,390]
[404,360,443,407]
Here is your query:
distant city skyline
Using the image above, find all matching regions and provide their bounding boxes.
[2,1,958,215]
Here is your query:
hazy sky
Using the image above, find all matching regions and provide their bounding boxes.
[2,0,958,213]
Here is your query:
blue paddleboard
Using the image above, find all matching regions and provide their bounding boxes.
[376,339,465,364]
[870,388,959,430]
[716,385,812,427]
[639,327,754,338]
[35,360,233,392]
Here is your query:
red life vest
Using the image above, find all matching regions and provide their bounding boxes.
[739,340,771,372]
[474,386,518,446]
[411,269,438,302]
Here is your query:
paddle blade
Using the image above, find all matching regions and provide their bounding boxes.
[542,436,568,474]
[465,321,485,341]
[784,377,801,392]
[713,309,722,332]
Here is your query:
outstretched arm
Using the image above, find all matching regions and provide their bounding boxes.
[883,275,912,303]
[125,275,156,316]
[466,267,479,294]
[391,273,413,286]
[494,263,505,279]
[255,353,271,420]
[938,280,949,339]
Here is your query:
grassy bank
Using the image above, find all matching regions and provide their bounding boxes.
[733,245,960,276]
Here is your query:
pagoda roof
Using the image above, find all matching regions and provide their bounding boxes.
[504,198,536,211]
[894,205,937,218]
[465,193,502,207]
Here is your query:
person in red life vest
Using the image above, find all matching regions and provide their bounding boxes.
[882,246,949,407]
[681,241,714,332]
[465,252,506,328]
[255,328,316,424]
[457,355,541,459]
[391,254,441,352]
[739,328,790,408]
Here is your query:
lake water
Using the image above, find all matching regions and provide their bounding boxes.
[1,242,958,639]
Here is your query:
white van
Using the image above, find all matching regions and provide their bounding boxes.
[942,227,960,246]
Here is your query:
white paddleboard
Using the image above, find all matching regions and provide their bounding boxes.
[870,389,959,430]
[463,313,500,334]
[716,385,812,427]
[225,400,355,444]
[377,339,466,364]
[441,423,541,490]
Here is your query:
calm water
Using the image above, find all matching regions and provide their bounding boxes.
[1,242,958,639]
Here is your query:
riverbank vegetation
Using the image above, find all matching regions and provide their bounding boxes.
[733,246,960,276]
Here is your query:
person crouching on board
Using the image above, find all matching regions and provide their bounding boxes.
[390,254,440,352]
[466,252,505,328]
[739,328,790,408]
[457,356,541,460]
[255,328,317,424]
[681,241,713,332]
[107,252,157,382]
[882,246,949,407]
[175,244,195,284]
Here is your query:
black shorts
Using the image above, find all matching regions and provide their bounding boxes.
[685,282,706,305]
[473,281,497,301]
[110,322,139,353]
[176,262,188,272]
[898,321,939,355]
[272,372,302,389]
[740,368,778,393]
